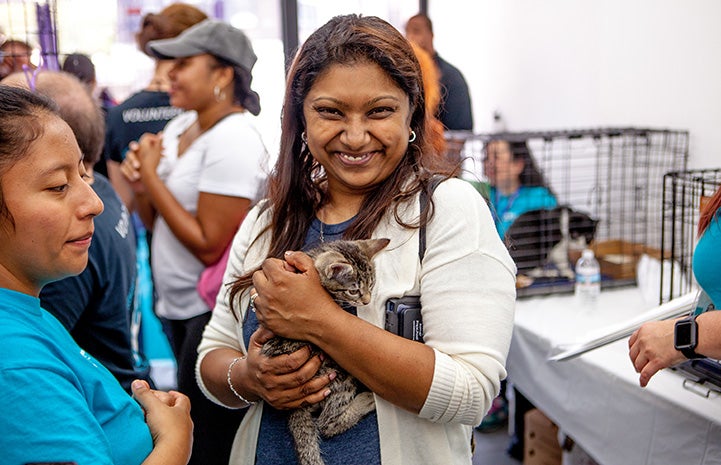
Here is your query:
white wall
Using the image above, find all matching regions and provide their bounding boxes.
[430,0,721,168]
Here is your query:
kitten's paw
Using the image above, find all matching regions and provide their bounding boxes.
[353,391,376,416]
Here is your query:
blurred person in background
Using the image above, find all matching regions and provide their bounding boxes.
[0,39,35,80]
[478,137,557,461]
[405,13,473,132]
[483,138,557,238]
[120,19,268,465]
[409,41,448,163]
[62,52,117,177]
[102,2,208,396]
[62,52,118,112]
[105,2,208,209]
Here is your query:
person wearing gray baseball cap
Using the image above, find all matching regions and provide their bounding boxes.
[148,18,261,115]
[120,16,268,465]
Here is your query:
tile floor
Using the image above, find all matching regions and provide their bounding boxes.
[472,427,521,465]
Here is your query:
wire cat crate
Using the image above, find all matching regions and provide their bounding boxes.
[457,127,689,297]
[659,169,721,304]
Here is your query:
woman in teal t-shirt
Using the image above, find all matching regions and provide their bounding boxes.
[483,138,558,238]
[0,86,192,465]
[630,185,721,387]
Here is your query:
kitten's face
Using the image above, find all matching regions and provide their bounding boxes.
[310,238,390,306]
[568,211,598,245]
[320,255,372,305]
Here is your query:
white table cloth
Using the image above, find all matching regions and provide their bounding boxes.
[508,287,721,465]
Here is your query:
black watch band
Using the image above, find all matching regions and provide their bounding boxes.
[680,346,704,360]
[675,315,704,360]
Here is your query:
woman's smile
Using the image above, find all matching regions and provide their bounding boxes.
[336,151,377,165]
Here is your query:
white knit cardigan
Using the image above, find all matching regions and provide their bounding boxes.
[196,177,517,465]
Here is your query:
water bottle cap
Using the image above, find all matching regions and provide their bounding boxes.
[582,249,595,259]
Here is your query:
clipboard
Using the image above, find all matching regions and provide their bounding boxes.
[547,291,702,362]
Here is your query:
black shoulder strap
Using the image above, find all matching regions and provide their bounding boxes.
[418,176,443,262]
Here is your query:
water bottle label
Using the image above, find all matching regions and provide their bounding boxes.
[576,274,600,285]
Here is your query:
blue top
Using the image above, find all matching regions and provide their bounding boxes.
[693,211,721,307]
[243,217,381,465]
[0,288,153,465]
[489,185,558,238]
[41,174,150,392]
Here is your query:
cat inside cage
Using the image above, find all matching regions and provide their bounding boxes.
[460,128,688,296]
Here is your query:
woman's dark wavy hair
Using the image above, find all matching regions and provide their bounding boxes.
[228,14,454,313]
[0,85,58,226]
[485,135,553,189]
[214,56,261,116]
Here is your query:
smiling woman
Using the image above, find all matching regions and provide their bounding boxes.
[196,14,516,465]
[0,85,193,465]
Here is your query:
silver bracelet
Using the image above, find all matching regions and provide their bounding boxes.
[227,356,256,405]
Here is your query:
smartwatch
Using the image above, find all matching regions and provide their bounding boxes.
[674,315,704,359]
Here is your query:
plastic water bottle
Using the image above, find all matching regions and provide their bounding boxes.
[575,248,601,304]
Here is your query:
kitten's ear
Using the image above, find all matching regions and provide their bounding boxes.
[360,238,390,258]
[327,263,354,281]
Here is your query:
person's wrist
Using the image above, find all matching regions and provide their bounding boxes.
[305,300,354,348]
[148,438,192,465]
[227,356,257,405]
[139,169,164,190]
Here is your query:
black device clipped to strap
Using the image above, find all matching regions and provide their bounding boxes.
[385,176,444,342]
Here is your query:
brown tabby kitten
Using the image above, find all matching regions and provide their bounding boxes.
[261,237,390,465]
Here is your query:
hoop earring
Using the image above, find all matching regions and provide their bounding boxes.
[213,85,225,102]
[409,130,417,143]
[301,131,308,143]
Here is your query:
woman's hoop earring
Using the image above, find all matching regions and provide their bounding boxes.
[213,85,225,102]
[301,131,308,143]
[409,130,417,143]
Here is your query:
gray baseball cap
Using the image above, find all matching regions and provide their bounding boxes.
[147,19,257,73]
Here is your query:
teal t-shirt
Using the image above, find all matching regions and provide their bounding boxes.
[489,185,558,237]
[0,288,153,465]
[693,212,721,307]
